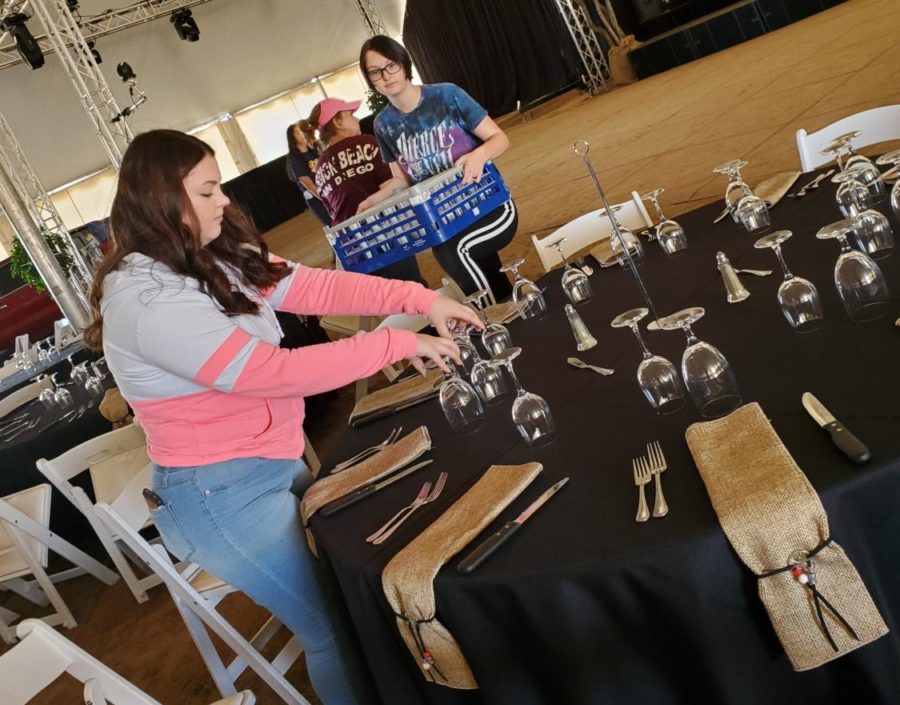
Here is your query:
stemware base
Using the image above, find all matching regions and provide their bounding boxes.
[698,394,742,419]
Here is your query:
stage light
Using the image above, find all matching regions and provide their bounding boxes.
[86,40,101,64]
[2,14,44,70]
[116,61,136,82]
[170,9,199,42]
[112,61,147,123]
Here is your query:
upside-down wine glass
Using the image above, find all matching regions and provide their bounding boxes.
[875,149,900,221]
[451,320,513,406]
[500,257,547,320]
[832,166,873,219]
[825,132,886,201]
[463,289,512,357]
[642,188,687,255]
[850,207,894,260]
[816,220,891,322]
[606,205,645,264]
[610,307,685,414]
[552,237,593,305]
[753,230,824,332]
[655,307,741,418]
[489,347,556,447]
[452,328,479,379]
[50,372,74,409]
[438,361,485,435]
[713,159,753,222]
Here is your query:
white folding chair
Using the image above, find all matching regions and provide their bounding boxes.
[795,104,900,171]
[36,424,161,604]
[95,502,312,705]
[0,376,52,419]
[531,191,652,272]
[0,618,255,705]
[0,484,117,644]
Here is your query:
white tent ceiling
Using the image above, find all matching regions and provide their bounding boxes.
[0,0,405,189]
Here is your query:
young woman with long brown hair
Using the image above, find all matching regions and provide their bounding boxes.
[84,129,478,705]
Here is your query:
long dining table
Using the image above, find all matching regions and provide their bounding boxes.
[309,169,900,705]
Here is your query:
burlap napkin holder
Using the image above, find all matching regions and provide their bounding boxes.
[754,171,801,207]
[685,403,887,671]
[482,301,520,325]
[381,462,543,689]
[349,369,442,425]
[300,426,432,555]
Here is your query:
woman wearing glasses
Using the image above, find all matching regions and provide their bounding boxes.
[359,35,517,304]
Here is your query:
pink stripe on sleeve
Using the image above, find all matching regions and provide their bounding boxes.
[195,327,252,387]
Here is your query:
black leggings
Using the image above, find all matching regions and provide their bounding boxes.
[431,200,518,304]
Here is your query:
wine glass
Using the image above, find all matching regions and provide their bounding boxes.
[464,290,512,357]
[753,230,824,332]
[438,362,485,435]
[656,307,741,419]
[500,258,547,320]
[816,220,891,322]
[37,375,57,409]
[642,188,687,255]
[875,149,900,221]
[826,132,886,201]
[85,372,105,399]
[610,307,685,414]
[833,166,872,219]
[551,237,593,305]
[452,322,513,405]
[51,372,74,409]
[734,193,771,233]
[606,205,645,264]
[91,357,110,380]
[452,329,479,379]
[713,159,753,223]
[489,347,556,447]
[850,209,894,260]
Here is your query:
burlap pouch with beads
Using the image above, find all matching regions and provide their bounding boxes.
[300,426,432,555]
[685,403,887,671]
[381,462,543,689]
[349,369,443,425]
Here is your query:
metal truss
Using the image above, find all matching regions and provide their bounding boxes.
[27,0,135,169]
[352,0,386,37]
[0,108,92,305]
[0,0,216,70]
[553,0,611,94]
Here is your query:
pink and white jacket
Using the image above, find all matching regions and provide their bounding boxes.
[101,252,437,467]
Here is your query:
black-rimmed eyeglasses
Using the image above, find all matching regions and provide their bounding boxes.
[366,61,402,83]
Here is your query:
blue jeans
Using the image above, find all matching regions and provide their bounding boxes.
[150,457,374,705]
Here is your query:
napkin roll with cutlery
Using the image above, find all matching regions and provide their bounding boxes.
[381,462,543,689]
[349,369,443,427]
[685,403,887,671]
[300,426,432,554]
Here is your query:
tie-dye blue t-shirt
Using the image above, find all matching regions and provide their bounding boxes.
[373,83,488,183]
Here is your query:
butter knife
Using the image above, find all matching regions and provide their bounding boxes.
[458,478,569,573]
[801,392,870,464]
[319,459,434,516]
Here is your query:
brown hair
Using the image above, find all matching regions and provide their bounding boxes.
[359,35,413,90]
[287,120,321,156]
[84,129,291,350]
[305,103,342,145]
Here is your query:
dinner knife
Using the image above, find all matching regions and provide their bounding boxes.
[801,392,870,464]
[457,477,569,574]
[350,390,440,429]
[319,459,434,516]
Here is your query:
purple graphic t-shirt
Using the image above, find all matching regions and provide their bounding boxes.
[373,83,488,183]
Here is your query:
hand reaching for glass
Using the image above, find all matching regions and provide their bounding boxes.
[409,334,461,376]
[427,295,484,339]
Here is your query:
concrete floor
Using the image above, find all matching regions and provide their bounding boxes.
[5,1,899,703]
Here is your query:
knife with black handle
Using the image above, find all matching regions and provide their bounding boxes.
[458,478,569,574]
[350,391,439,429]
[801,392,870,464]
[319,459,433,516]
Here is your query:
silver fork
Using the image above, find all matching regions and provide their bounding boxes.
[366,481,431,543]
[646,441,669,518]
[331,426,402,474]
[370,472,448,544]
[632,457,651,523]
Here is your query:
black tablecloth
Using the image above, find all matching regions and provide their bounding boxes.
[0,358,113,541]
[310,171,900,705]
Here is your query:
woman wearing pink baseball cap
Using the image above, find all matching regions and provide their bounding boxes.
[308,97,425,284]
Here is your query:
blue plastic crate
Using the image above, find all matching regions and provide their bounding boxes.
[325,163,510,274]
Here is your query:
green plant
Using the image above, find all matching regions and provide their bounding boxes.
[366,88,389,116]
[9,233,73,293]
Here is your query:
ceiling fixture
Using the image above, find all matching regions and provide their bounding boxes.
[170,9,199,42]
[112,61,148,123]
[1,13,44,70]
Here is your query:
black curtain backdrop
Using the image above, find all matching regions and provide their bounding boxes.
[402,0,581,116]
[223,154,307,234]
